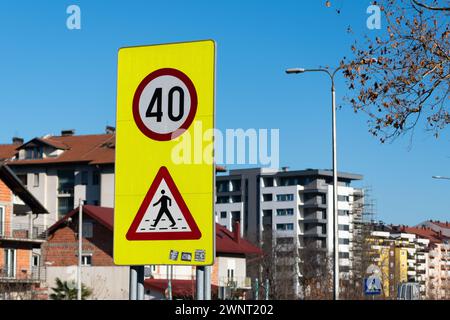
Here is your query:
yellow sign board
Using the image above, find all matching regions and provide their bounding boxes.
[114,40,215,266]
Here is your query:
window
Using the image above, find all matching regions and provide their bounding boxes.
[81,254,92,266]
[220,211,227,219]
[92,171,100,186]
[263,194,273,202]
[58,197,74,218]
[25,146,43,160]
[231,195,241,203]
[81,171,88,185]
[339,252,350,259]
[4,249,16,278]
[338,210,349,216]
[338,224,350,231]
[227,268,234,281]
[0,206,4,236]
[216,181,229,192]
[32,254,40,267]
[231,180,241,191]
[277,194,294,202]
[339,238,350,245]
[17,174,27,187]
[276,208,294,216]
[263,177,274,187]
[33,173,39,187]
[276,223,294,231]
[58,170,74,194]
[82,222,93,238]
[216,196,229,204]
[337,195,349,202]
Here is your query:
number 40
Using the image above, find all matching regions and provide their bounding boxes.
[146,86,185,122]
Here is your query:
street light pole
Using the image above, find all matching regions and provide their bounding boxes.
[77,199,83,301]
[286,66,343,300]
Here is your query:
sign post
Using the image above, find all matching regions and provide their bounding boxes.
[114,40,216,299]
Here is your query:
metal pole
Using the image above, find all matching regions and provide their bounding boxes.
[129,266,138,300]
[137,266,145,300]
[265,279,269,300]
[167,265,173,300]
[204,266,211,300]
[331,80,340,300]
[254,278,259,300]
[196,266,204,300]
[77,199,83,300]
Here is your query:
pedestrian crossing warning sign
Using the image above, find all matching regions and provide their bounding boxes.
[126,166,201,241]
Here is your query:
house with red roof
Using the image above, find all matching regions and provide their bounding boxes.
[41,205,261,300]
[0,129,116,230]
[0,163,48,299]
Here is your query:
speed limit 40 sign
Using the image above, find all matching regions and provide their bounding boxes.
[114,40,215,266]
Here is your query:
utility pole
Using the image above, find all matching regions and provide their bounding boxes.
[77,199,83,300]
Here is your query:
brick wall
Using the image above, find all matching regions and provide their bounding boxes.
[42,216,114,266]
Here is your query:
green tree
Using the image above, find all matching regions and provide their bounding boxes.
[49,277,92,300]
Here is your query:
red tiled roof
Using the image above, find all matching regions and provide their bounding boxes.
[403,227,443,244]
[47,206,262,256]
[0,144,18,160]
[6,134,115,166]
[215,223,262,255]
[47,205,113,234]
[144,278,218,298]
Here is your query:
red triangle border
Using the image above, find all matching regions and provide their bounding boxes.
[126,166,202,241]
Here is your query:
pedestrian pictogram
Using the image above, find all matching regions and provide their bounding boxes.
[126,166,201,241]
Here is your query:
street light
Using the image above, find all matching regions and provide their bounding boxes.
[286,65,344,300]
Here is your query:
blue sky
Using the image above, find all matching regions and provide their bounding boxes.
[0,0,448,225]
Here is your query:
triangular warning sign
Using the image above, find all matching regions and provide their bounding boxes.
[126,166,202,241]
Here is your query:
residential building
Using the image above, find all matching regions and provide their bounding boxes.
[145,221,262,299]
[405,225,450,299]
[0,163,48,299]
[0,129,115,229]
[41,205,129,300]
[214,167,363,297]
[369,225,431,299]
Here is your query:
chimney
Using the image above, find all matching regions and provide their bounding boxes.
[105,126,116,134]
[446,222,448,227]
[234,220,241,243]
[281,166,289,172]
[61,129,75,136]
[12,137,24,145]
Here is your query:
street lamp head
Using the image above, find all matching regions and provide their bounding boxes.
[285,68,306,74]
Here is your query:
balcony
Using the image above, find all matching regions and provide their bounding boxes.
[303,212,327,224]
[304,226,327,238]
[302,197,327,209]
[303,181,328,194]
[218,277,252,289]
[0,223,47,242]
[0,266,46,283]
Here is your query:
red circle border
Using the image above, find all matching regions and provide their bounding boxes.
[132,68,198,141]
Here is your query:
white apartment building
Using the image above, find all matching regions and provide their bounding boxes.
[214,167,363,297]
